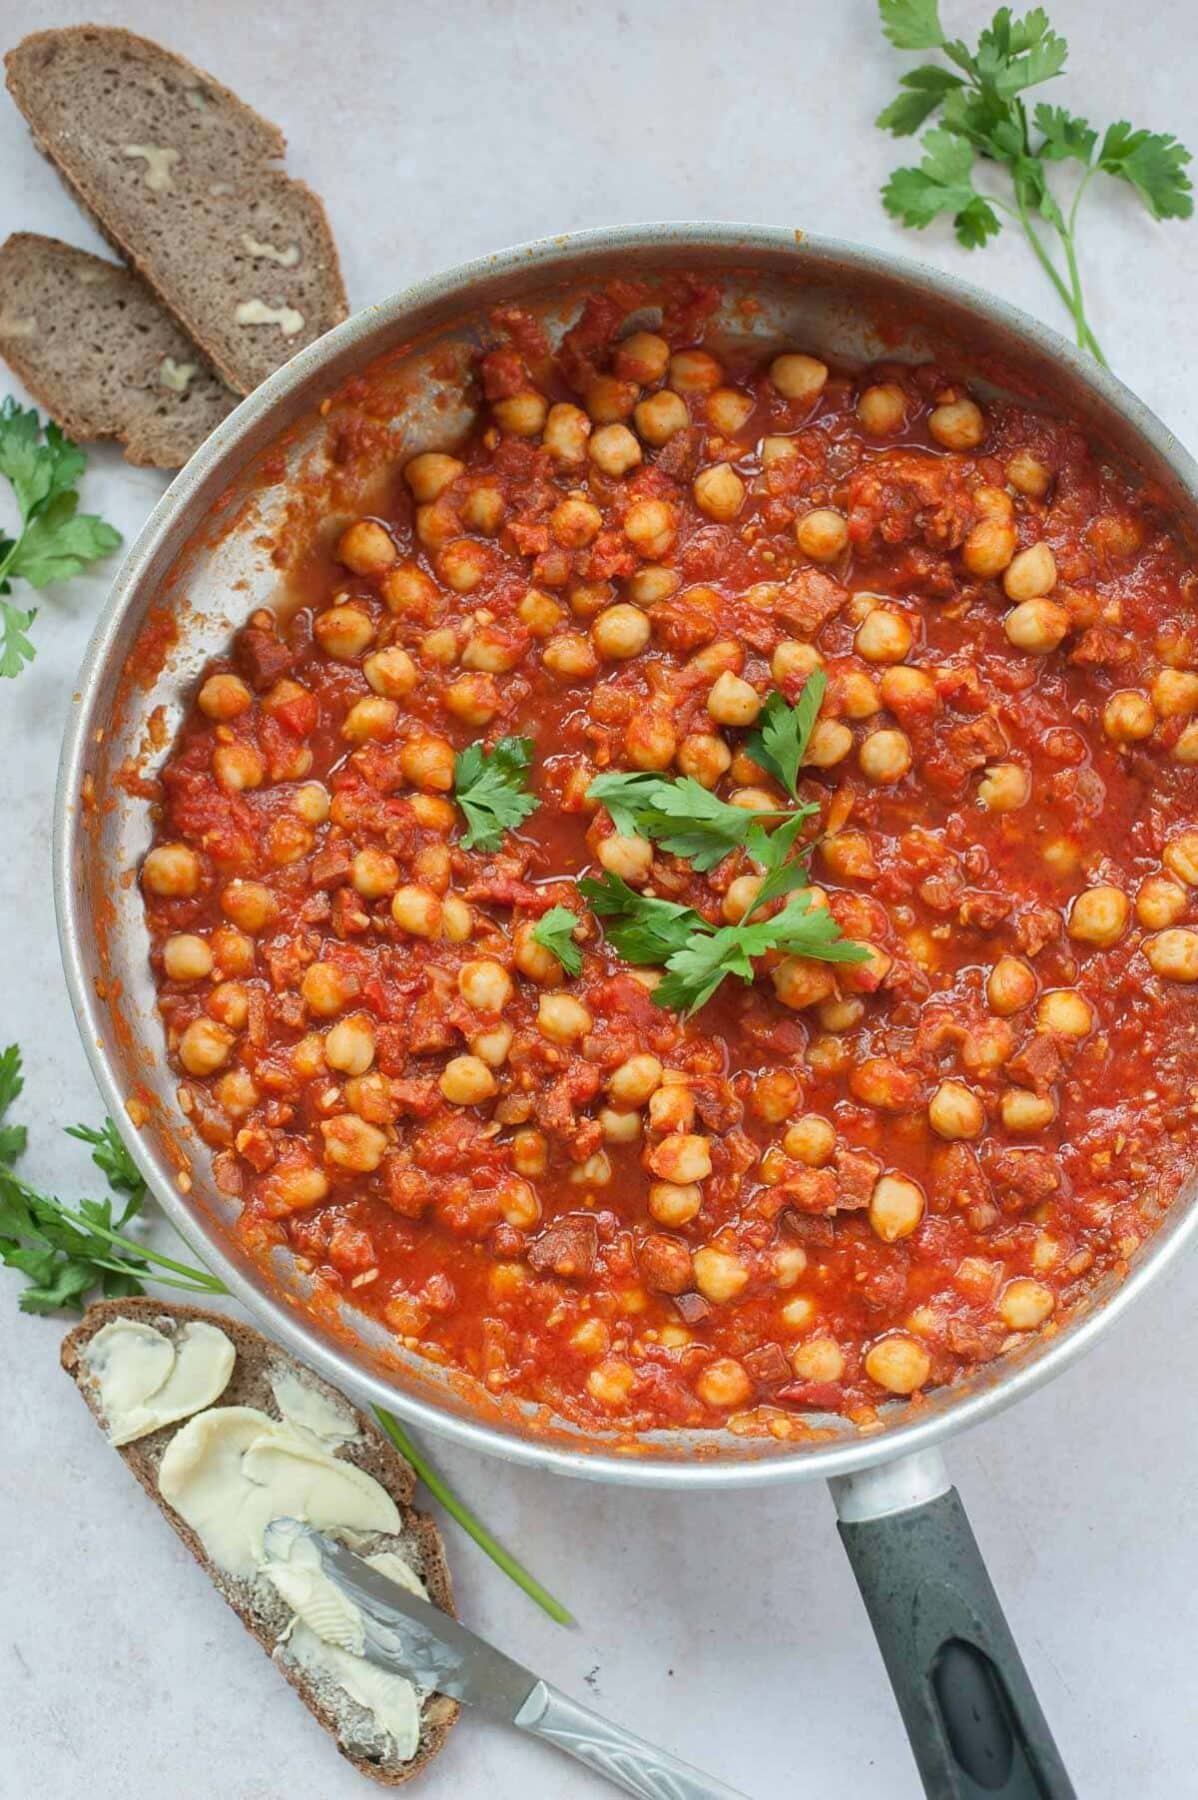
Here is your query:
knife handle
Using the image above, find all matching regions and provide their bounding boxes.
[514,1678,751,1800]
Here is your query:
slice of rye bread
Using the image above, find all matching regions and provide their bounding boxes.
[0,232,236,467]
[62,1297,459,1787]
[5,27,348,396]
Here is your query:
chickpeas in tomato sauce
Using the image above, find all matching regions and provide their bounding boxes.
[143,280,1198,1435]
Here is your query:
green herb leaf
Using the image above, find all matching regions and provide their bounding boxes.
[66,1119,144,1204]
[8,491,121,590]
[745,672,826,801]
[882,125,981,229]
[879,0,945,51]
[580,871,701,965]
[531,905,584,977]
[1034,102,1096,164]
[0,600,37,679]
[587,770,784,873]
[453,736,540,852]
[877,64,966,136]
[975,7,1067,98]
[1098,122,1194,220]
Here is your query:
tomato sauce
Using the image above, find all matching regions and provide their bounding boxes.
[140,285,1198,1437]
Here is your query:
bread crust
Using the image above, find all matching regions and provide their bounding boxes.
[6,27,349,395]
[62,1297,459,1786]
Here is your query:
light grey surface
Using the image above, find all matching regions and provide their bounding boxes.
[3,2,1198,1796]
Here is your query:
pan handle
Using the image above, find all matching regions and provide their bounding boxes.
[829,1452,1076,1800]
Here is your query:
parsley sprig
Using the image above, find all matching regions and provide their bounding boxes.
[876,2,1193,364]
[531,904,584,976]
[0,1046,571,1624]
[453,735,540,852]
[0,400,122,678]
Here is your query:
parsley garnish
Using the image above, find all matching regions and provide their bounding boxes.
[581,871,870,1018]
[746,670,827,803]
[453,735,540,852]
[531,905,584,976]
[587,772,789,873]
[876,3,1193,364]
[0,400,122,678]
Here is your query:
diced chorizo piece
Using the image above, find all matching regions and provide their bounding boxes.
[834,1146,882,1209]
[649,591,721,654]
[691,1075,744,1133]
[390,1077,441,1118]
[327,1220,377,1274]
[848,1242,910,1311]
[408,993,457,1055]
[948,714,1008,770]
[637,1232,693,1295]
[958,890,1014,930]
[743,1342,791,1388]
[776,567,849,636]
[777,1165,838,1215]
[1014,904,1061,958]
[986,1147,1061,1211]
[944,1318,1006,1363]
[1006,1034,1064,1094]
[777,1380,844,1412]
[310,842,353,889]
[505,519,550,557]
[653,427,703,484]
[674,1290,712,1325]
[1069,625,1136,671]
[383,1157,433,1219]
[932,1142,992,1213]
[534,1075,579,1140]
[478,347,527,400]
[332,886,371,937]
[235,625,295,691]
[527,1214,599,1279]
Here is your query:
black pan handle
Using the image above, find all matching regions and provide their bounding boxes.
[829,1453,1076,1800]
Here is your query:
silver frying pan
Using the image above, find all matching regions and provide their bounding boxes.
[54,224,1198,1798]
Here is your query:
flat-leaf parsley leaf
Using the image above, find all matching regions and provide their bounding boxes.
[453,735,540,853]
[531,905,584,977]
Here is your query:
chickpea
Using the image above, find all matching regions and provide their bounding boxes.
[1004,598,1070,654]
[880,666,939,718]
[542,402,591,465]
[1003,542,1057,602]
[537,993,593,1043]
[778,1117,835,1170]
[855,608,912,664]
[707,670,762,727]
[1145,928,1198,982]
[325,1015,376,1076]
[301,961,359,1018]
[648,1134,712,1185]
[570,1151,611,1189]
[1006,451,1052,498]
[693,464,745,522]
[1036,990,1093,1037]
[677,732,732,789]
[624,712,678,770]
[805,719,853,768]
[585,375,639,423]
[865,1335,931,1395]
[290,783,329,827]
[337,519,397,576]
[216,1068,258,1117]
[512,1128,548,1177]
[400,734,455,791]
[792,1336,844,1382]
[607,1053,663,1108]
[445,895,475,945]
[769,352,828,403]
[706,387,754,435]
[1001,1089,1056,1133]
[381,563,439,616]
[929,397,985,450]
[592,604,651,661]
[859,727,912,784]
[1103,690,1156,743]
[998,1278,1055,1330]
[342,696,399,744]
[198,672,252,721]
[143,843,201,898]
[1164,831,1198,885]
[403,452,463,503]
[987,956,1036,1015]
[472,1024,513,1068]
[1152,668,1198,718]
[461,491,506,542]
[974,484,1014,523]
[314,603,374,661]
[962,518,1018,578]
[439,1054,497,1106]
[390,885,442,938]
[928,1081,984,1141]
[977,762,1029,812]
[627,564,681,606]
[363,647,418,699]
[692,1244,749,1303]
[458,958,513,1013]
[633,390,689,446]
[514,920,564,984]
[587,1358,636,1408]
[668,348,723,393]
[597,833,654,884]
[772,641,823,685]
[541,633,600,683]
[220,880,274,933]
[588,422,642,477]
[614,330,670,384]
[600,1106,642,1144]
[795,508,849,563]
[722,874,764,924]
[178,1018,234,1077]
[1171,723,1198,763]
[518,588,565,639]
[207,980,249,1031]
[857,382,907,437]
[647,1181,702,1227]
[618,496,676,558]
[648,1082,695,1134]
[761,435,799,466]
[212,742,265,793]
[548,498,601,550]
[1136,875,1187,929]
[772,956,837,1011]
[444,674,499,726]
[268,1162,329,1210]
[695,1358,753,1410]
[493,389,548,436]
[1067,886,1129,948]
[869,1173,926,1242]
[321,1113,389,1173]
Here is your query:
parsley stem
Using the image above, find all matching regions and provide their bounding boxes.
[374,1406,574,1626]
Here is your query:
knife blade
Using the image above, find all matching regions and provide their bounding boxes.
[272,1522,753,1800]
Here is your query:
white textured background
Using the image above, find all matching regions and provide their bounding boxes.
[3,3,1198,1795]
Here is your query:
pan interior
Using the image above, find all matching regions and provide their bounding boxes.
[58,226,1198,1485]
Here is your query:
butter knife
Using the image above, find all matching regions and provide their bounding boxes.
[283,1524,751,1800]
